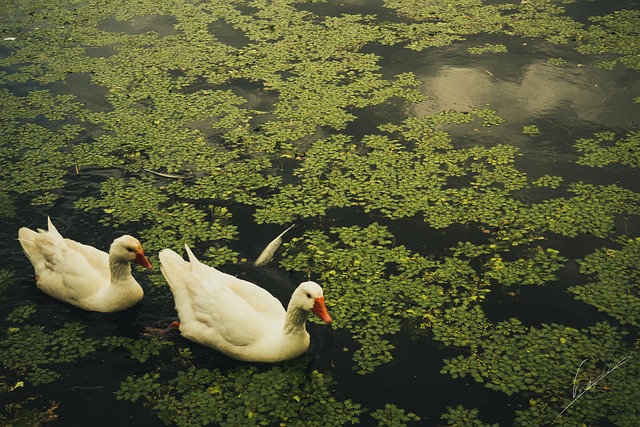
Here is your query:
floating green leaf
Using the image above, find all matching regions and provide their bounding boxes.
[467,43,507,55]
[569,238,640,327]
[575,131,640,168]
[116,364,364,426]
[0,322,98,386]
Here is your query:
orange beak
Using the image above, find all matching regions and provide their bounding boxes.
[134,250,153,270]
[312,297,332,323]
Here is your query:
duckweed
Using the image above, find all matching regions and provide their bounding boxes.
[117,364,365,426]
[467,43,507,55]
[102,335,175,363]
[569,238,640,327]
[442,322,640,425]
[577,9,640,70]
[0,322,98,386]
[4,304,37,324]
[2,0,640,425]
[441,405,498,427]
[575,131,640,168]
[522,124,541,135]
[371,404,421,426]
[547,57,568,66]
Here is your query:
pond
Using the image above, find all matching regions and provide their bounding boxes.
[1,0,639,425]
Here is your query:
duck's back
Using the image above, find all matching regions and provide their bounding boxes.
[160,247,295,360]
[18,225,110,305]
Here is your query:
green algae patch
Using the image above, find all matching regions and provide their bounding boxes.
[577,9,640,70]
[382,0,506,50]
[441,321,639,425]
[547,57,568,66]
[74,176,240,262]
[441,405,498,427]
[0,89,83,206]
[280,223,567,372]
[0,322,98,386]
[501,0,583,44]
[467,43,507,55]
[117,364,365,426]
[574,131,640,168]
[522,124,541,135]
[569,238,640,327]
[371,404,421,426]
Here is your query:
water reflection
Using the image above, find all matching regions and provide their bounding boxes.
[414,51,639,130]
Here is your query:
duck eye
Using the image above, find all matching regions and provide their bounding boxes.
[126,247,135,253]
[306,293,312,299]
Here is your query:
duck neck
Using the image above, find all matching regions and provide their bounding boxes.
[283,304,309,335]
[109,257,132,284]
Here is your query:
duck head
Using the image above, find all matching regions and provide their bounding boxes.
[294,281,332,323]
[111,235,153,270]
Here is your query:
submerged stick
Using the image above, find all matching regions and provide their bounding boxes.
[253,224,296,267]
[143,168,186,179]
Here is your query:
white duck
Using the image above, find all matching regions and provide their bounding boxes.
[159,244,332,362]
[18,217,152,312]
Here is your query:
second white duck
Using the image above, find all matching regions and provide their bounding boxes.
[18,217,152,312]
[159,244,332,363]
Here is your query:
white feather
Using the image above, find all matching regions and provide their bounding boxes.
[253,224,296,267]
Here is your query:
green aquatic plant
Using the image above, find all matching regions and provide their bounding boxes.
[574,131,640,168]
[117,364,364,426]
[441,321,639,425]
[74,176,169,226]
[596,59,618,71]
[253,109,523,226]
[0,89,83,206]
[218,8,424,151]
[4,305,37,324]
[441,405,498,427]
[0,270,16,302]
[102,335,175,363]
[0,322,98,386]
[382,0,505,50]
[74,176,239,259]
[371,403,421,426]
[531,174,563,189]
[140,203,238,254]
[0,191,16,218]
[501,0,583,44]
[522,124,541,135]
[383,0,584,49]
[281,223,560,372]
[379,106,504,134]
[281,224,414,372]
[467,43,507,55]
[547,57,568,66]
[469,107,507,128]
[569,238,640,327]
[483,246,567,287]
[577,9,640,70]
[528,182,640,238]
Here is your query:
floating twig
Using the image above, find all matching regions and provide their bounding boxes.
[143,168,186,179]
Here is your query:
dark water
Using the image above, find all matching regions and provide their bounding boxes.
[1,0,639,426]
